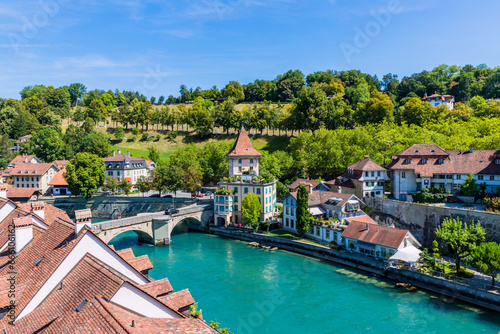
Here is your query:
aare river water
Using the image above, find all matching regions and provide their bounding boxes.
[110,231,500,334]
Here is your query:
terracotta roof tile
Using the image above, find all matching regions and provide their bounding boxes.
[342,221,408,249]
[128,255,153,272]
[288,179,321,191]
[142,278,174,297]
[226,127,262,157]
[346,156,385,172]
[49,168,68,186]
[159,289,195,312]
[9,155,38,166]
[104,154,145,162]
[9,162,56,176]
[6,188,40,200]
[287,191,357,207]
[116,248,135,261]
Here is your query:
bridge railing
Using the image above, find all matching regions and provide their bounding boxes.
[93,204,214,231]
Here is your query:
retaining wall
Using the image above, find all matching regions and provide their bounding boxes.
[365,198,500,247]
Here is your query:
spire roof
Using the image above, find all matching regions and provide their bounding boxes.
[226,126,262,157]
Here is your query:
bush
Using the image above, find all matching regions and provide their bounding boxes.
[155,134,161,142]
[168,131,178,142]
[142,132,149,141]
[484,196,500,213]
[132,127,140,136]
[413,187,448,204]
[113,127,124,140]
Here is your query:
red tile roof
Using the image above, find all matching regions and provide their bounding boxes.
[15,134,32,144]
[142,278,174,297]
[128,255,153,272]
[386,144,500,177]
[342,221,408,249]
[6,188,40,200]
[423,93,454,102]
[160,289,195,311]
[345,215,378,225]
[10,162,56,176]
[287,191,356,207]
[347,155,386,172]
[9,155,39,166]
[48,168,68,186]
[288,179,322,191]
[226,127,262,157]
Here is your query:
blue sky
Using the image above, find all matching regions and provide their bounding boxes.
[1,0,499,99]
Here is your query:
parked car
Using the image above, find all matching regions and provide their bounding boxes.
[163,194,173,198]
[149,194,160,198]
[165,207,179,215]
[191,191,204,198]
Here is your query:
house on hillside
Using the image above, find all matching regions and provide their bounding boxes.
[214,126,277,226]
[341,219,421,258]
[326,155,389,198]
[104,150,149,185]
[288,178,330,192]
[145,159,156,178]
[9,162,59,195]
[387,144,500,200]
[52,159,69,169]
[12,134,32,152]
[49,168,71,195]
[8,154,41,168]
[423,92,455,110]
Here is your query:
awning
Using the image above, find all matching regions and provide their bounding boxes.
[390,245,422,264]
[309,206,325,216]
[125,177,132,182]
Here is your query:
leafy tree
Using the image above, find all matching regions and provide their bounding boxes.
[398,97,435,126]
[68,83,87,106]
[276,69,305,101]
[209,320,233,334]
[44,86,71,115]
[473,242,500,286]
[435,217,486,272]
[64,152,106,199]
[191,97,214,137]
[103,176,119,193]
[119,178,133,195]
[461,174,478,203]
[152,163,180,196]
[132,127,140,136]
[356,90,394,124]
[114,127,125,140]
[199,142,231,184]
[83,131,111,157]
[63,124,85,155]
[135,176,151,195]
[241,193,261,229]
[22,96,43,117]
[296,184,310,237]
[82,117,95,134]
[221,81,245,102]
[28,128,65,162]
[276,181,289,200]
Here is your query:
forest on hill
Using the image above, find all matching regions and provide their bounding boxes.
[0,64,499,182]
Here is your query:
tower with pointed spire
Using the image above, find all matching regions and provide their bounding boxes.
[214,127,277,226]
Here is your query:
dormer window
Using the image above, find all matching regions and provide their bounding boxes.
[421,159,427,164]
[431,150,435,153]
[404,159,411,164]
[496,159,500,165]
[438,159,444,164]
[414,150,419,153]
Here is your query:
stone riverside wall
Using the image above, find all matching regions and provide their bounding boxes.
[365,198,500,248]
[43,196,196,219]
[212,228,500,313]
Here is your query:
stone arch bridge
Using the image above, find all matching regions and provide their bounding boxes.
[92,204,214,245]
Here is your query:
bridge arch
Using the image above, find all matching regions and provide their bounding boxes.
[101,224,155,245]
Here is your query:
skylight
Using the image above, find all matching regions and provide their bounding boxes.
[35,257,44,267]
[76,300,87,313]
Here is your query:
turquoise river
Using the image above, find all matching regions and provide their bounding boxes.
[110,230,500,334]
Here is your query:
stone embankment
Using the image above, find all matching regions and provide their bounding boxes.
[365,197,500,247]
[212,228,500,313]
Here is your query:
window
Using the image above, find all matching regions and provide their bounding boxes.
[316,227,320,236]
[477,175,484,180]
[238,159,242,164]
[239,167,242,172]
[250,167,253,171]
[371,172,375,177]
[456,174,461,180]
[401,172,406,178]
[286,207,289,215]
[377,171,381,177]
[234,187,238,193]
[250,159,253,164]
[438,159,444,164]
[490,176,495,181]
[244,187,248,194]
[326,230,330,239]
[404,159,411,164]
[421,159,427,164]
[286,218,289,227]
[234,196,238,202]
[496,159,500,165]
[256,188,261,194]
[365,172,369,177]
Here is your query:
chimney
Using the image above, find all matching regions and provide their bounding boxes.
[366,222,369,231]
[13,217,33,253]
[112,150,116,156]
[25,157,28,163]
[31,202,45,220]
[469,144,473,153]
[74,209,92,235]
[364,155,369,159]
[118,150,121,155]
[338,186,342,194]
[308,184,313,194]
[0,184,7,199]
[127,151,130,157]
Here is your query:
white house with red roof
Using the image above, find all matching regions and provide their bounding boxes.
[341,219,421,258]
[387,144,500,200]
[423,92,455,110]
[104,150,149,185]
[327,155,389,198]
[215,127,277,226]
[9,162,59,195]
[12,134,32,152]
[49,168,71,196]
